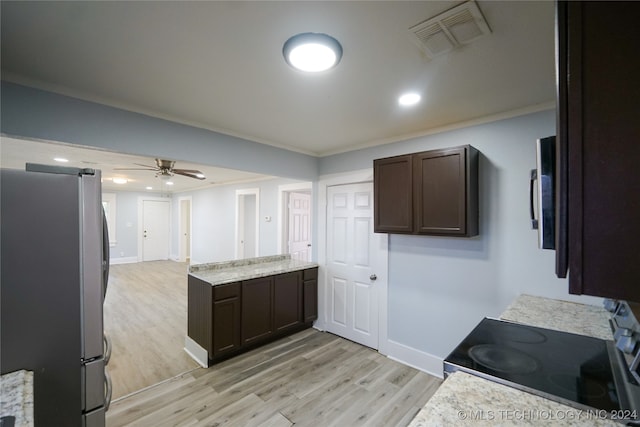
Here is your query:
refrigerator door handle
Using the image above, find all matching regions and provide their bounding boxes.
[104,335,111,365]
[104,369,112,411]
[102,208,110,299]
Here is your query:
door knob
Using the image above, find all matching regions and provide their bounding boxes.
[370,274,377,281]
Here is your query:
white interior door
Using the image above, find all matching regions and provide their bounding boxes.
[179,198,191,262]
[288,191,311,261]
[142,199,170,261]
[235,189,260,259]
[325,182,379,349]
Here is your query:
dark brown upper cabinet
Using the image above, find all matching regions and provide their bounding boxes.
[374,154,413,233]
[374,145,479,237]
[556,1,640,302]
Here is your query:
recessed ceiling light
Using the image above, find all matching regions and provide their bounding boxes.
[112,177,128,184]
[166,181,174,186]
[283,32,343,72]
[54,157,69,163]
[399,93,421,106]
[146,186,153,190]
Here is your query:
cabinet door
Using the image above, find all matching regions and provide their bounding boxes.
[374,155,413,233]
[273,272,302,333]
[414,146,478,236]
[303,267,318,323]
[303,279,318,323]
[241,277,273,345]
[212,296,241,356]
[187,275,213,354]
[559,1,640,300]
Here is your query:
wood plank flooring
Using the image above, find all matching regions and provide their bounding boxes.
[107,329,442,427]
[104,260,200,400]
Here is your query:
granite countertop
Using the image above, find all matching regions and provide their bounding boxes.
[0,370,34,427]
[188,254,318,286]
[408,371,617,427]
[500,294,612,341]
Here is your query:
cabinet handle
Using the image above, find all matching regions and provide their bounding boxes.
[529,169,538,230]
[370,274,377,281]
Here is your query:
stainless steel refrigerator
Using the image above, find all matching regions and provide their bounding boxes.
[1,164,111,426]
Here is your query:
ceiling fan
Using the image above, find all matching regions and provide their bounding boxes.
[115,158,206,180]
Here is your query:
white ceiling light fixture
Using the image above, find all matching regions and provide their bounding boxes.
[283,32,343,72]
[54,157,69,163]
[166,181,174,186]
[112,177,128,184]
[399,93,421,106]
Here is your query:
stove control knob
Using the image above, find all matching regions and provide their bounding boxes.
[615,328,638,354]
[604,299,619,313]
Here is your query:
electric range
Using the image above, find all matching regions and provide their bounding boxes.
[444,300,640,424]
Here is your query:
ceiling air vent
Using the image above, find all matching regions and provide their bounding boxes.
[409,0,491,59]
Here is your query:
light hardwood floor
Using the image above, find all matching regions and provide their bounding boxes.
[104,260,200,400]
[107,328,442,427]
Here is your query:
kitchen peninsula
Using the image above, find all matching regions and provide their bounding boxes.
[185,255,318,367]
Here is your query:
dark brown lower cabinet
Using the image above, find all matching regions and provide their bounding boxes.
[212,283,241,356]
[187,267,318,365]
[274,271,302,333]
[241,277,274,345]
[303,268,318,323]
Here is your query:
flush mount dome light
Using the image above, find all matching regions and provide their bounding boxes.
[283,32,343,72]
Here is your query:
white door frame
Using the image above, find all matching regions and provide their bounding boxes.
[317,169,389,356]
[137,196,171,262]
[178,196,192,262]
[278,181,313,257]
[235,188,260,259]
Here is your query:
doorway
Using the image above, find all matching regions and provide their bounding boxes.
[138,197,170,262]
[318,171,388,354]
[235,188,260,259]
[324,182,383,349]
[278,182,313,262]
[178,197,192,263]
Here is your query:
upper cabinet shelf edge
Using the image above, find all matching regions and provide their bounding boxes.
[374,145,479,237]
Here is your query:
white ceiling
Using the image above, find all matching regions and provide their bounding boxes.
[0,0,556,158]
[0,136,273,193]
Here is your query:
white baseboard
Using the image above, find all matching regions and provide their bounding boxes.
[109,256,138,265]
[385,339,444,379]
[184,335,209,368]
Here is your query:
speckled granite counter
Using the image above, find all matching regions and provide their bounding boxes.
[500,294,612,341]
[407,371,617,426]
[189,254,317,285]
[0,370,34,427]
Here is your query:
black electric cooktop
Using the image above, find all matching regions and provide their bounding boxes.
[444,318,621,412]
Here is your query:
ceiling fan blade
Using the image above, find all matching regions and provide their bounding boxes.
[173,169,206,180]
[114,162,158,171]
[113,167,157,171]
